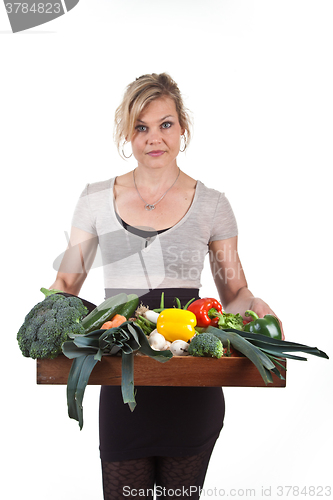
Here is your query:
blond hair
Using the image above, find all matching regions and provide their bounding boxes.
[114,73,192,158]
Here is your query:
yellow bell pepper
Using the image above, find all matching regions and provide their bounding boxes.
[156,308,197,343]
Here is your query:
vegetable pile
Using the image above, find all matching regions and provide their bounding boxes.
[17,290,329,429]
[133,293,329,386]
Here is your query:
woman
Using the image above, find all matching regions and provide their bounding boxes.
[50,73,282,499]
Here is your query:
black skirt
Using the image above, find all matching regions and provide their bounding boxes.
[99,288,225,462]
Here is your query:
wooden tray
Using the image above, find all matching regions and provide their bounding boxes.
[37,354,286,387]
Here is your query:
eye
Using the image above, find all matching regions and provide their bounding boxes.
[135,125,147,132]
[161,121,172,129]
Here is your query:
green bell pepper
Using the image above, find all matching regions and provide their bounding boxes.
[244,310,282,340]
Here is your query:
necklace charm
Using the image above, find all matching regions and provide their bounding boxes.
[133,167,181,211]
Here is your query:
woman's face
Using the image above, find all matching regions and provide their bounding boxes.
[130,96,184,170]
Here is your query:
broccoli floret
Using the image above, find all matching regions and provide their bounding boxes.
[188,332,223,359]
[17,294,88,359]
[66,295,88,318]
[56,306,82,327]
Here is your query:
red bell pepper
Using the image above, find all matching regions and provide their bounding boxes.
[187,298,223,327]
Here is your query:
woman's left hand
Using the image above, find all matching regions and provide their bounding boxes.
[246,297,285,340]
[208,238,285,340]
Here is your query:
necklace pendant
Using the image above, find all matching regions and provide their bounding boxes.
[145,204,155,211]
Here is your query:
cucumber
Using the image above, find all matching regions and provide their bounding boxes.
[118,294,139,319]
[82,293,128,333]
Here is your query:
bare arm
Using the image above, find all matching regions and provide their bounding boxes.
[49,226,98,296]
[209,236,253,313]
[209,236,284,337]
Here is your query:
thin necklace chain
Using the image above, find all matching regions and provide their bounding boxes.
[133,167,181,211]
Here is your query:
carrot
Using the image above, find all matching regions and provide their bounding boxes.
[101,314,127,329]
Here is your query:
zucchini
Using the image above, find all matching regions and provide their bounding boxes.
[118,294,139,319]
[82,293,128,333]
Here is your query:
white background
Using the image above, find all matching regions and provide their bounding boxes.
[1,1,332,499]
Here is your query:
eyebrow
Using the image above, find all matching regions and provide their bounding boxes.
[136,114,175,124]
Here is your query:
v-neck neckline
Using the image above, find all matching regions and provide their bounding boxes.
[110,177,200,237]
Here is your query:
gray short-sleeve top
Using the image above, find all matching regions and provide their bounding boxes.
[71,177,238,291]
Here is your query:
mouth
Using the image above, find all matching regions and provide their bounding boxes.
[147,150,165,157]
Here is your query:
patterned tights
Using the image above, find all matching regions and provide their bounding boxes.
[101,447,214,499]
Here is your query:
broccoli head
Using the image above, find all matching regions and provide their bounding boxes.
[17,294,88,359]
[188,332,223,359]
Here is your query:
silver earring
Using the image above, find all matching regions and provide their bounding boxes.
[122,141,133,159]
[180,135,187,152]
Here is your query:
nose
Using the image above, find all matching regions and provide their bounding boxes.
[147,127,162,144]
